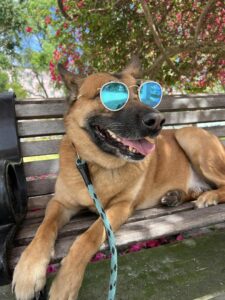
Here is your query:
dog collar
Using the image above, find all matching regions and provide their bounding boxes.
[76,155,118,300]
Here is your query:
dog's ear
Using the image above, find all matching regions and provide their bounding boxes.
[122,56,141,78]
[58,64,84,105]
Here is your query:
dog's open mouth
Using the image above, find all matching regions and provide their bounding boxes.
[93,125,155,160]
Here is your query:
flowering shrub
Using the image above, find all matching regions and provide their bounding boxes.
[48,0,225,92]
[21,0,225,92]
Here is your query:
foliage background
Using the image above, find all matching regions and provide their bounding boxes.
[0,0,224,97]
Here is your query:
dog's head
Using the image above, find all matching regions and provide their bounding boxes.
[58,58,165,168]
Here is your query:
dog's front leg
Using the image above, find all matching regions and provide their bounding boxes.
[13,198,78,300]
[49,200,133,300]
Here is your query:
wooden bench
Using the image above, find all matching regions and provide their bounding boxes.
[9,94,225,272]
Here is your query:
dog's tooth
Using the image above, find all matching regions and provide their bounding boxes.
[107,130,116,138]
[129,146,133,152]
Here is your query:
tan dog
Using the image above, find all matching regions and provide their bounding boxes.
[13,60,225,300]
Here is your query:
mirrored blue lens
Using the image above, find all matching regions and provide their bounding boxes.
[100,82,129,111]
[139,82,162,108]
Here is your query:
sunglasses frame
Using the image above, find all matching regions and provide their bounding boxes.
[100,81,130,112]
[99,80,163,112]
[138,80,163,109]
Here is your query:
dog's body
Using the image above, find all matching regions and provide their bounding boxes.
[13,61,225,300]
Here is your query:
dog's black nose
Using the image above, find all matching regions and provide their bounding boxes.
[142,112,165,131]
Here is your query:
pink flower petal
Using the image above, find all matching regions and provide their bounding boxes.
[91,252,106,262]
[129,243,144,252]
[176,234,184,241]
[47,264,57,274]
[146,240,160,248]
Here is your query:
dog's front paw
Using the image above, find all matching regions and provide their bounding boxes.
[49,256,84,300]
[195,191,218,208]
[161,190,187,207]
[13,246,48,300]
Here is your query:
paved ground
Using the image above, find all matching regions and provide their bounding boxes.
[2,231,225,300]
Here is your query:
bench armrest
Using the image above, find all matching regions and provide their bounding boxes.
[0,93,27,285]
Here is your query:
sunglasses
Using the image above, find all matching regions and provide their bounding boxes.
[100,81,163,111]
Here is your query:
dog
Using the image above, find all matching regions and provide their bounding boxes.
[13,59,225,300]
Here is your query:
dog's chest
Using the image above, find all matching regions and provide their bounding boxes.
[187,167,211,196]
[92,167,145,205]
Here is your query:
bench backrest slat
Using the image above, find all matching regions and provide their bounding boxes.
[16,94,225,117]
[27,177,56,197]
[17,110,225,138]
[24,159,59,177]
[20,139,61,157]
[18,119,64,137]
[16,100,66,119]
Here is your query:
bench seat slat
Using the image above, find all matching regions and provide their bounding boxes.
[10,203,225,269]
[16,203,195,245]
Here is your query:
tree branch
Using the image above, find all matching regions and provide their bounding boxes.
[34,71,49,98]
[145,41,225,77]
[139,0,180,76]
[194,0,216,41]
[57,0,121,21]
[57,0,73,21]
[26,90,46,99]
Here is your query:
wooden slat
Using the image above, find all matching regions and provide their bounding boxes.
[204,126,225,137]
[24,159,59,177]
[26,177,56,196]
[164,109,225,125]
[17,110,225,138]
[10,203,225,268]
[28,194,53,210]
[114,204,225,248]
[25,209,45,220]
[15,100,67,119]
[20,139,61,156]
[16,203,194,245]
[15,95,225,119]
[19,127,224,157]
[17,119,65,137]
[164,125,225,137]
[159,94,225,111]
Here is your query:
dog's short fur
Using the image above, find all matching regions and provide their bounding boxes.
[13,60,225,300]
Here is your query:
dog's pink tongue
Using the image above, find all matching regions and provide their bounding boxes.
[120,137,155,155]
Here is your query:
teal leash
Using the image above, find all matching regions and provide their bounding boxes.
[76,157,118,300]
